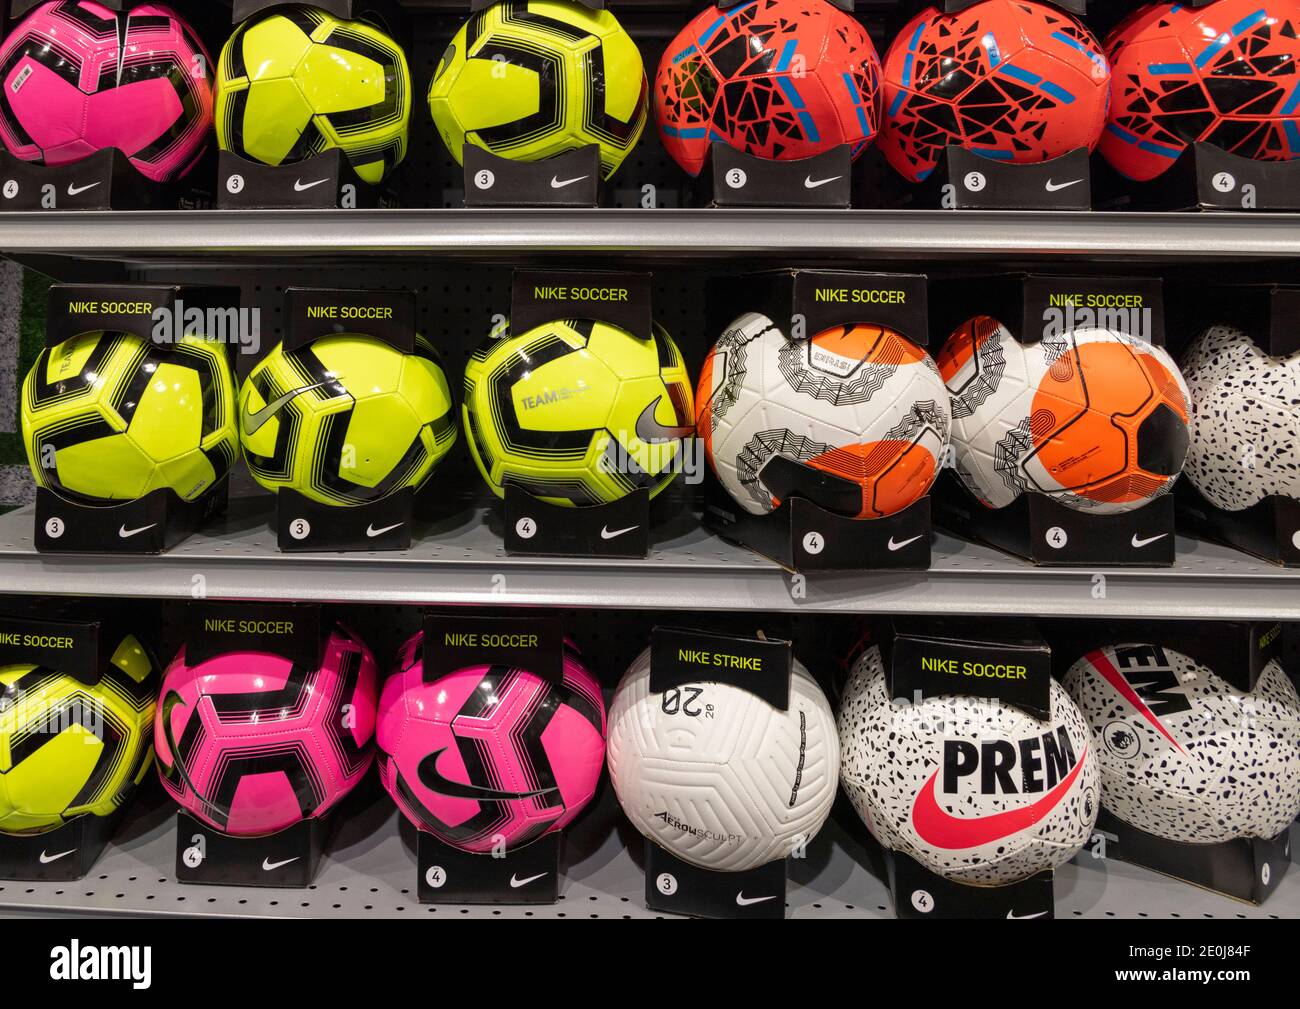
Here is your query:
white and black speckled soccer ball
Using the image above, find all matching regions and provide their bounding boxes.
[1063,643,1300,844]
[1180,325,1300,511]
[838,646,1099,886]
[606,648,839,872]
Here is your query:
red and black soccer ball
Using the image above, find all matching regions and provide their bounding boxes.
[1101,0,1300,181]
[654,0,882,176]
[879,0,1110,182]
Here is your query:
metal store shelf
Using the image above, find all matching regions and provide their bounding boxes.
[3,209,1300,265]
[0,499,1296,617]
[1,792,1291,920]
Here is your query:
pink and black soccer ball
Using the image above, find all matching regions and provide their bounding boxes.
[155,625,379,837]
[376,633,607,853]
[0,1,214,182]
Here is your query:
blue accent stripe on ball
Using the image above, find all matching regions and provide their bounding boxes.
[1041,80,1075,103]
[1231,8,1268,35]
[776,74,807,109]
[1104,122,1181,158]
[901,19,927,88]
[982,31,1002,67]
[1148,62,1193,75]
[664,125,708,139]
[671,44,696,64]
[1285,119,1300,155]
[775,39,797,72]
[889,90,905,116]
[698,14,727,44]
[972,148,1016,160]
[1282,82,1300,115]
[1050,30,1105,69]
[1195,31,1232,68]
[999,64,1042,85]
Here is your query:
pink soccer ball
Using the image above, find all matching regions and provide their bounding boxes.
[376,633,607,853]
[155,625,378,837]
[0,1,214,182]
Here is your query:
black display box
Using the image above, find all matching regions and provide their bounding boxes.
[1096,142,1300,212]
[642,625,794,919]
[1169,283,1300,566]
[1051,620,1290,904]
[32,284,240,555]
[931,273,1179,566]
[461,144,601,208]
[891,146,1092,211]
[698,143,854,209]
[702,269,937,571]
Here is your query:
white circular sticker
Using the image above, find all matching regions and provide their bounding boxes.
[225,174,245,195]
[425,865,447,889]
[182,845,204,869]
[1262,862,1272,886]
[725,167,747,190]
[43,517,65,539]
[910,889,934,913]
[1291,529,1300,550]
[1212,171,1236,193]
[963,171,986,193]
[801,531,825,555]
[514,517,537,540]
[474,169,495,191]
[1045,526,1068,550]
[2,179,17,200]
[289,518,311,541]
[655,872,678,896]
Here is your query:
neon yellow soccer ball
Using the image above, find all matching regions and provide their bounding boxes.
[22,331,238,504]
[0,636,156,835]
[239,334,457,505]
[463,319,695,505]
[429,0,648,179]
[216,5,412,184]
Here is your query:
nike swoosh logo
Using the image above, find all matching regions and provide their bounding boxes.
[118,523,157,539]
[367,522,403,538]
[66,182,100,196]
[294,178,328,192]
[39,849,74,864]
[1044,178,1081,192]
[635,397,694,443]
[418,747,559,802]
[601,525,638,540]
[804,175,842,189]
[911,745,1088,849]
[262,856,299,871]
[1131,532,1168,548]
[735,892,777,906]
[550,175,588,189]
[1085,650,1186,754]
[1007,910,1047,919]
[510,872,547,888]
[242,379,336,435]
[888,534,923,551]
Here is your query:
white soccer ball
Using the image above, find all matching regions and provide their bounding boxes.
[937,318,1191,514]
[1180,324,1300,511]
[696,312,950,518]
[606,647,839,872]
[838,646,1099,886]
[1063,643,1300,844]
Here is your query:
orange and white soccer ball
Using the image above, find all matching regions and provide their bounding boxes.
[937,317,1191,514]
[696,312,951,519]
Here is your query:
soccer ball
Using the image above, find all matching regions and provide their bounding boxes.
[239,334,457,506]
[1064,643,1300,843]
[155,624,378,837]
[606,647,839,872]
[0,1,213,182]
[462,320,694,506]
[22,331,238,505]
[1179,325,1300,510]
[0,634,156,835]
[937,317,1191,513]
[376,632,606,852]
[655,0,882,176]
[838,645,1098,885]
[697,312,950,518]
[216,5,411,184]
[1101,1,1300,182]
[879,0,1110,182]
[429,0,648,180]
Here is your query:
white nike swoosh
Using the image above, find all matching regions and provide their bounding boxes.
[510,872,547,888]
[39,849,74,864]
[550,175,588,189]
[735,892,777,906]
[243,379,336,435]
[888,534,923,551]
[804,175,842,189]
[118,523,157,539]
[66,182,100,196]
[366,522,403,538]
[1044,178,1081,192]
[294,178,329,192]
[262,856,299,871]
[1131,532,1168,548]
[601,525,638,540]
[1006,909,1047,919]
